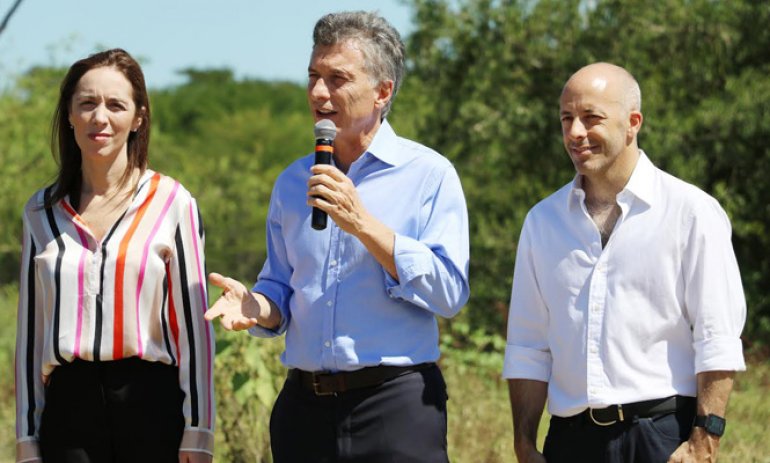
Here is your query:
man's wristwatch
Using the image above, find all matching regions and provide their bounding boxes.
[693,414,726,437]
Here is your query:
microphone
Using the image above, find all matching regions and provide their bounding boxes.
[311,119,337,230]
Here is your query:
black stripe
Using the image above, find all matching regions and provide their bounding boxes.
[24,236,37,435]
[43,187,67,365]
[196,204,204,240]
[93,210,128,361]
[160,272,177,366]
[175,227,199,426]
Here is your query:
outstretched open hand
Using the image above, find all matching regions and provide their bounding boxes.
[204,272,259,331]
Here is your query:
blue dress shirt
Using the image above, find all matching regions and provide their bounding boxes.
[250,120,470,372]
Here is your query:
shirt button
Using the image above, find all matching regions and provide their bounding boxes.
[330,259,337,267]
[324,341,331,348]
[590,346,598,354]
[326,301,332,307]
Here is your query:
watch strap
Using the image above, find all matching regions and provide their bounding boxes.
[693,414,726,437]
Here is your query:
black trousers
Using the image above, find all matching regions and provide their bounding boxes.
[543,400,697,463]
[270,364,450,463]
[39,358,185,463]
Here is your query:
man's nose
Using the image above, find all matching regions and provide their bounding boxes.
[568,118,587,140]
[309,78,330,101]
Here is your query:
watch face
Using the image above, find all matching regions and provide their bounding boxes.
[706,415,726,436]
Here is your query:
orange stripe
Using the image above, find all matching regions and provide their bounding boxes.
[315,145,334,153]
[113,174,160,359]
[60,200,89,230]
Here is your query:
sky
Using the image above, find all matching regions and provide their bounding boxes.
[0,0,414,89]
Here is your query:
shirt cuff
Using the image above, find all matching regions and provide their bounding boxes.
[248,323,284,338]
[16,438,41,463]
[694,336,746,373]
[502,344,552,381]
[249,285,289,337]
[179,427,215,456]
[386,234,433,294]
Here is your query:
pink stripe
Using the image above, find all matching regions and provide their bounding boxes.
[189,201,214,428]
[134,181,180,357]
[74,227,89,356]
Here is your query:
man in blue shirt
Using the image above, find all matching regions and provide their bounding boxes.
[205,11,469,463]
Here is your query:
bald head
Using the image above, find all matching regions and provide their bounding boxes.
[559,62,644,180]
[563,62,641,113]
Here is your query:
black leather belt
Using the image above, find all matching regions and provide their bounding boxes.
[288,363,434,396]
[560,395,696,427]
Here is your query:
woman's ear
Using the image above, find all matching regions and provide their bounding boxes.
[132,106,146,132]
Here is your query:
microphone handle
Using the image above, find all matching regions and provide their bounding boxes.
[311,139,333,230]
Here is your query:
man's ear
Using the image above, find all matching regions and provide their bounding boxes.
[374,80,394,110]
[627,110,643,140]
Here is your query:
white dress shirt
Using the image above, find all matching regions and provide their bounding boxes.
[503,151,746,418]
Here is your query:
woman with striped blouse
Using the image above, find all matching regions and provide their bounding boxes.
[15,49,214,463]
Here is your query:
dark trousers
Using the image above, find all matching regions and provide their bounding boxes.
[543,400,697,463]
[40,358,184,463]
[270,364,450,463]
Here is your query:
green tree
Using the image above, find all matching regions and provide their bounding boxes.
[399,0,770,345]
[0,66,61,286]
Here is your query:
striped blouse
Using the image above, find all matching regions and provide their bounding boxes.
[15,170,215,462]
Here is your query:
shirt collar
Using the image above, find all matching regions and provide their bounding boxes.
[568,149,656,210]
[362,119,409,167]
[622,150,655,207]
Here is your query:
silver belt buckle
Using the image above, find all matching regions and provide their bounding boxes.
[589,404,624,426]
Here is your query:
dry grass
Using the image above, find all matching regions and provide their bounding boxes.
[442,353,770,463]
[1,281,768,462]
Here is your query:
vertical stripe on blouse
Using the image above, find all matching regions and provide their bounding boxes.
[189,201,213,428]
[113,174,160,359]
[23,236,37,437]
[59,201,91,358]
[43,187,67,365]
[175,226,199,426]
[94,209,129,361]
[160,273,177,366]
[135,181,180,357]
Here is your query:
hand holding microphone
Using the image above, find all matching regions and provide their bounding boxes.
[311,119,337,230]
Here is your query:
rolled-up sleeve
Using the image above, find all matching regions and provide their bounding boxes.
[683,199,746,374]
[503,216,552,381]
[250,192,292,337]
[384,165,469,318]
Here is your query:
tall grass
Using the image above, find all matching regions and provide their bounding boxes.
[1,283,768,462]
[442,350,770,463]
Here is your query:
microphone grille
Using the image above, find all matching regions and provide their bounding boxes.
[314,119,337,140]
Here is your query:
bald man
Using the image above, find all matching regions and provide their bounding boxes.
[503,62,746,462]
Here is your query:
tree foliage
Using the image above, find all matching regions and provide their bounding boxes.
[1,1,769,460]
[0,0,767,353]
[398,0,770,346]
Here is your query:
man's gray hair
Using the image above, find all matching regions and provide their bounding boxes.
[313,11,405,119]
